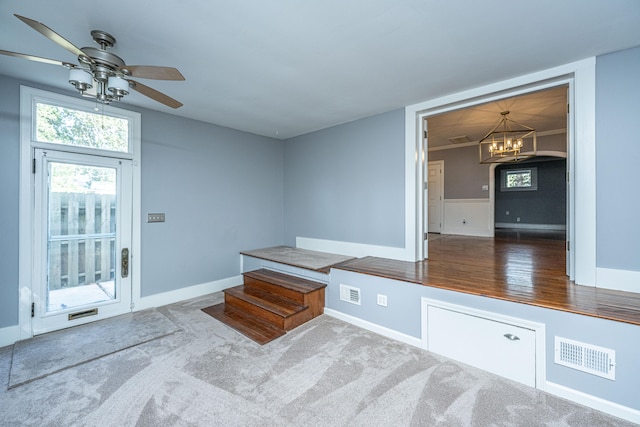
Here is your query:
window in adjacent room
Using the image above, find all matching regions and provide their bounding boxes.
[501,167,538,191]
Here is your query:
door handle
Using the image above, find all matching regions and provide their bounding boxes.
[121,248,129,278]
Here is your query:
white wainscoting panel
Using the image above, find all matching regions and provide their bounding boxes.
[442,199,492,237]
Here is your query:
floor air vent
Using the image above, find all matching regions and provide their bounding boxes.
[554,337,615,380]
[339,284,361,305]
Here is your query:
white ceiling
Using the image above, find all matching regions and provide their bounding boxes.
[1,0,639,140]
[427,85,568,148]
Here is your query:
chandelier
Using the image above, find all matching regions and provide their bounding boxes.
[478,111,536,164]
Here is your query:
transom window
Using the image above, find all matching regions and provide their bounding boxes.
[35,101,130,153]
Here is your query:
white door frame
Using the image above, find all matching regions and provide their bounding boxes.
[18,86,142,339]
[426,160,444,236]
[405,58,594,286]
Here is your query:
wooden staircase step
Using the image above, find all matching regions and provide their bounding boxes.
[244,269,326,294]
[224,285,313,330]
[202,304,285,345]
[243,269,327,316]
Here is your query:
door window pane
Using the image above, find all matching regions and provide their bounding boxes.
[47,162,118,312]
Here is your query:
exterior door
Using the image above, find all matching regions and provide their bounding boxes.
[428,161,444,233]
[33,149,132,334]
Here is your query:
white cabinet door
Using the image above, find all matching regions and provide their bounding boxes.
[427,306,537,387]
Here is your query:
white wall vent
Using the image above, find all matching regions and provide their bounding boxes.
[339,284,361,305]
[554,337,615,380]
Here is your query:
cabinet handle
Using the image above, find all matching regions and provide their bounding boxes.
[504,333,520,341]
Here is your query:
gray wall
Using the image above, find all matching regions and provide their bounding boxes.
[283,109,405,249]
[0,76,20,329]
[596,46,640,272]
[494,159,567,226]
[428,145,489,199]
[140,111,284,296]
[0,75,284,327]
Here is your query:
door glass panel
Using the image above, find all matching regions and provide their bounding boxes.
[35,102,129,153]
[47,162,117,312]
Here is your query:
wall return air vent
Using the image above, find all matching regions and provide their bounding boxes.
[339,284,361,305]
[554,336,616,380]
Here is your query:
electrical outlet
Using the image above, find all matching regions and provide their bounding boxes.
[506,210,510,215]
[377,294,387,307]
[516,217,520,222]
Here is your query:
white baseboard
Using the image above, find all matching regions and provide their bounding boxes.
[596,267,640,294]
[441,228,493,238]
[135,275,242,311]
[0,324,20,348]
[323,308,422,348]
[545,381,640,424]
[296,237,406,261]
[495,223,566,231]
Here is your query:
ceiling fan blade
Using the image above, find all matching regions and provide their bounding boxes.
[0,49,76,67]
[14,14,92,63]
[121,65,185,81]
[128,80,183,109]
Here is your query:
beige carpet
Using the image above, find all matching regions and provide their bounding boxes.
[0,293,634,426]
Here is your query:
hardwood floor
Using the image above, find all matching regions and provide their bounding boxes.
[334,235,640,326]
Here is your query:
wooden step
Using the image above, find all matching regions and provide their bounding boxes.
[243,269,326,317]
[244,269,327,294]
[202,304,285,345]
[224,285,313,331]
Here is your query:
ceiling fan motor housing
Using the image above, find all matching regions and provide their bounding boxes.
[80,47,125,81]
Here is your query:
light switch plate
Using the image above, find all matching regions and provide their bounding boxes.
[147,213,165,223]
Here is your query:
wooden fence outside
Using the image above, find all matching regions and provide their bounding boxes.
[48,192,116,290]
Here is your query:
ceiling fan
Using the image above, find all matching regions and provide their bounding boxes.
[0,14,184,108]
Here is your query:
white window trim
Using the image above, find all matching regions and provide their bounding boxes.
[405,57,595,287]
[18,86,142,339]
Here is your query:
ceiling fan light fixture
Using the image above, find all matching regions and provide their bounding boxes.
[68,68,93,91]
[108,76,129,96]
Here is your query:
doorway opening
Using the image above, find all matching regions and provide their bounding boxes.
[418,80,576,279]
[424,85,568,241]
